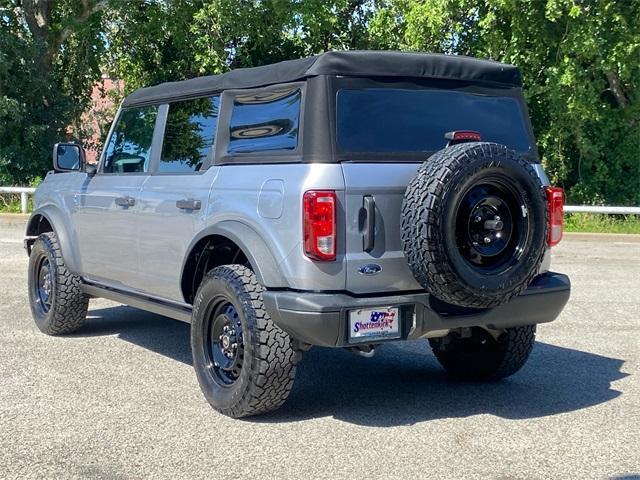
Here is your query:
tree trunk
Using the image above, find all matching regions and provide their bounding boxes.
[606,71,629,109]
[18,0,108,72]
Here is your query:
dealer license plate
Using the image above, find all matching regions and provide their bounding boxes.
[348,307,400,342]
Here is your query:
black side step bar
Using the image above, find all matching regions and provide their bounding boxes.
[81,281,192,323]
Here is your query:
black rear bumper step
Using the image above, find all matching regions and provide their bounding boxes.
[263,272,571,347]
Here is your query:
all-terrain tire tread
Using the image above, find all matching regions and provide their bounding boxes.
[401,142,548,308]
[195,265,297,418]
[30,232,88,335]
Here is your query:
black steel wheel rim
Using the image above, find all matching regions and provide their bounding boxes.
[34,256,53,314]
[454,177,529,273]
[203,298,244,387]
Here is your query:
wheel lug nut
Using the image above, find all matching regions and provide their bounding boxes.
[484,236,491,244]
[494,215,500,221]
[475,216,482,222]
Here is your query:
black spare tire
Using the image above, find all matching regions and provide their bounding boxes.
[401,142,548,308]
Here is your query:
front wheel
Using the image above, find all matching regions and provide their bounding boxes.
[429,325,536,381]
[191,265,298,418]
[27,232,88,335]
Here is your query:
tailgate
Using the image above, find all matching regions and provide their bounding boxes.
[341,163,424,294]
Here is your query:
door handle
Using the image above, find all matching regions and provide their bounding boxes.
[115,196,135,207]
[363,195,375,252]
[176,199,202,211]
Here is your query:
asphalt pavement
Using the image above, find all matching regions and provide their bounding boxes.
[1,221,639,479]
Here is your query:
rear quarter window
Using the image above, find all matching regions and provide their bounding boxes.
[227,88,301,154]
[336,88,531,154]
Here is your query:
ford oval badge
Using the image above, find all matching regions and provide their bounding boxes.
[358,264,382,275]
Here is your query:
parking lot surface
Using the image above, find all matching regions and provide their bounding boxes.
[1,222,639,479]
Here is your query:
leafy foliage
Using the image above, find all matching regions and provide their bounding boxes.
[369,0,640,205]
[104,0,372,92]
[0,0,637,206]
[0,0,106,185]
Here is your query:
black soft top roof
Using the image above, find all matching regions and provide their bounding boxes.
[121,50,522,107]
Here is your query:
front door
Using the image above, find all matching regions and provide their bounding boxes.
[72,105,159,290]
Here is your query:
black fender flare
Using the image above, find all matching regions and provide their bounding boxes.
[26,206,82,275]
[182,220,289,289]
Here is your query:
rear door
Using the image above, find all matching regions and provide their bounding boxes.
[135,96,221,302]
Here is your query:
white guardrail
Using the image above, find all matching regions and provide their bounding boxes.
[564,205,640,215]
[1,186,640,215]
[0,187,35,214]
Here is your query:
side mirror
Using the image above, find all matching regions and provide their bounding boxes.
[53,143,86,173]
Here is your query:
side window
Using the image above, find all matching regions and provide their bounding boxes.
[102,106,157,173]
[227,87,301,154]
[160,96,220,173]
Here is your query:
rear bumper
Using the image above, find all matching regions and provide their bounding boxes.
[263,272,570,347]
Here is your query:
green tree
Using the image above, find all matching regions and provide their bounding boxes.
[105,0,372,92]
[1,0,373,185]
[369,0,640,204]
[3,0,637,206]
[0,0,107,184]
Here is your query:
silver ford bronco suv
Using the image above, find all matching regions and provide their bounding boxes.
[25,51,571,418]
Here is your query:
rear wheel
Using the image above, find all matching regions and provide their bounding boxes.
[429,325,536,381]
[191,265,297,418]
[27,232,88,335]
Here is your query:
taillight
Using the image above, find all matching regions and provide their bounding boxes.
[545,186,564,247]
[303,190,336,261]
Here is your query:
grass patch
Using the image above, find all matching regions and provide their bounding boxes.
[565,213,640,234]
[0,194,33,214]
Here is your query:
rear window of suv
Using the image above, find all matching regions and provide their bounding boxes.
[336,88,531,154]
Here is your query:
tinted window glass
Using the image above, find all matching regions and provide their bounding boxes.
[227,88,301,154]
[160,96,220,173]
[336,89,531,153]
[103,106,157,173]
